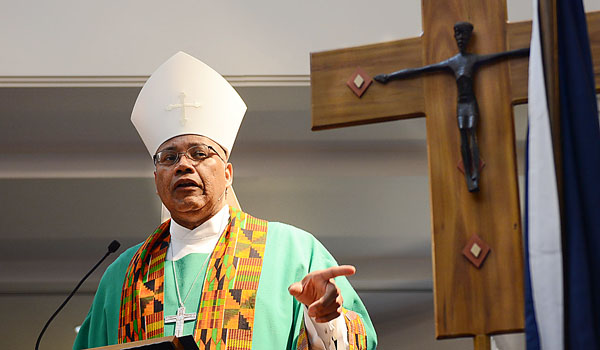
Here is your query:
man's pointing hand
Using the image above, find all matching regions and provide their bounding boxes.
[288,265,356,323]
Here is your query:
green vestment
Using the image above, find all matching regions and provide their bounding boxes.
[73,222,377,350]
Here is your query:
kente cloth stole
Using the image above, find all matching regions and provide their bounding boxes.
[118,207,268,350]
[296,309,368,350]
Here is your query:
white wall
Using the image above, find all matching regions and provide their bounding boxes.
[2,0,597,77]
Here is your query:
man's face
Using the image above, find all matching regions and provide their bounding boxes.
[454,25,472,52]
[153,134,232,228]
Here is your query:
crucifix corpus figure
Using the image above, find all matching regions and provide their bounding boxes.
[374,22,529,192]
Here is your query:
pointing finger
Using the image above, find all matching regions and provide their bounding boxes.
[317,265,356,280]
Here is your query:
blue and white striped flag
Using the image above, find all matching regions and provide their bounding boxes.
[525,0,600,348]
[556,0,600,348]
[524,0,563,348]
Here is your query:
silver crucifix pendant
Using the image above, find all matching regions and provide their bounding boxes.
[164,306,197,337]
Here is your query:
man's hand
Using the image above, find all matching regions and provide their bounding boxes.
[288,265,356,323]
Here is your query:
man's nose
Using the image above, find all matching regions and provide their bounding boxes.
[174,153,196,173]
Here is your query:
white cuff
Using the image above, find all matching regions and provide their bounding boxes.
[303,307,349,350]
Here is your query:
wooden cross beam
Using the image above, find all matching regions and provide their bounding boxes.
[310,0,600,345]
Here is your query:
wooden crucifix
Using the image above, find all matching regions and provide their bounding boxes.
[374,21,529,193]
[310,1,600,348]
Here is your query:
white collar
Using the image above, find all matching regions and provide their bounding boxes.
[167,205,230,261]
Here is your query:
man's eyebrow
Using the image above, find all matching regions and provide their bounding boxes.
[158,143,206,151]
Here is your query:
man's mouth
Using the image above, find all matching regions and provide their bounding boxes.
[174,179,201,190]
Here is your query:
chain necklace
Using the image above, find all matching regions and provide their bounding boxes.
[163,214,234,337]
[164,248,210,337]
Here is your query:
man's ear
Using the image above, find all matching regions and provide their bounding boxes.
[153,170,158,193]
[225,163,233,187]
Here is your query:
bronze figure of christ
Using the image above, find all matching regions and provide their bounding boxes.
[375,22,529,192]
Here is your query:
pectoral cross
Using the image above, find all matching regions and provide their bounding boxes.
[164,306,196,337]
[166,92,202,126]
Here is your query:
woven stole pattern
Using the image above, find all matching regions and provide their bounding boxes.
[342,310,367,350]
[117,207,267,350]
[195,209,267,350]
[296,323,309,350]
[295,309,368,350]
[118,220,171,342]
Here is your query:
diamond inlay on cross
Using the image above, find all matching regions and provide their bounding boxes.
[346,68,373,98]
[353,75,365,88]
[470,243,482,258]
[462,234,491,269]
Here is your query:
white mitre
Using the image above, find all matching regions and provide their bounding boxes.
[131,51,247,156]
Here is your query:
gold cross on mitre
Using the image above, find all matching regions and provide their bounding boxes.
[166,92,202,126]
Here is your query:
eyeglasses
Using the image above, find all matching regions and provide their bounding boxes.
[153,144,224,166]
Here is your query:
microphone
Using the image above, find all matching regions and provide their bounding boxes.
[216,187,228,203]
[35,240,121,350]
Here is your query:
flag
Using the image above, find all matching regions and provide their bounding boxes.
[556,0,600,348]
[525,0,600,348]
[524,0,563,348]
